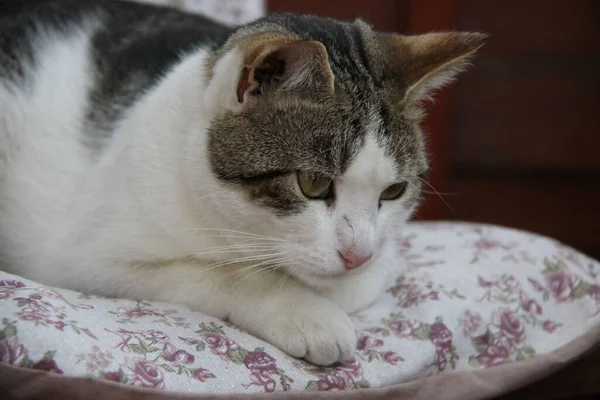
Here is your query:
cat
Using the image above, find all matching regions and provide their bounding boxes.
[0,0,484,366]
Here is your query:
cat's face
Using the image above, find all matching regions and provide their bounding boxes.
[208,94,426,285]
[198,15,484,286]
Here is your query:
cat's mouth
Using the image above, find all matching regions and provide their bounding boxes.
[288,257,375,286]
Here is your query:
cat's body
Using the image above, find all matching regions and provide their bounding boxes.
[0,0,484,365]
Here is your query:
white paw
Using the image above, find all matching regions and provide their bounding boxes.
[257,299,357,366]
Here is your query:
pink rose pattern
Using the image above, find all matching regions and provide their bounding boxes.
[75,345,114,373]
[0,280,96,339]
[356,333,403,365]
[373,314,459,372]
[302,358,369,390]
[109,301,191,328]
[193,322,293,392]
[397,234,447,271]
[1,223,599,394]
[387,276,466,308]
[0,319,63,374]
[96,327,216,388]
[126,358,166,389]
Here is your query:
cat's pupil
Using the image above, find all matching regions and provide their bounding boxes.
[297,171,333,199]
[312,177,329,190]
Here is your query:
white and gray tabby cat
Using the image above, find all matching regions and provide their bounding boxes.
[0,0,484,365]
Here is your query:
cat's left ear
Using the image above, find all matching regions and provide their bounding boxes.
[235,35,335,105]
[379,32,487,104]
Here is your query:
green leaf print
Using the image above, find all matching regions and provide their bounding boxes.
[412,324,431,341]
[129,344,146,355]
[228,348,248,364]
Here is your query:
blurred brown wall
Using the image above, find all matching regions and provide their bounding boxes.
[268,0,600,258]
[449,0,600,260]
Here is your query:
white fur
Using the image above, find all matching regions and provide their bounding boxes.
[0,25,416,365]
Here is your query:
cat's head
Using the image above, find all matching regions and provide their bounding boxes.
[196,14,485,287]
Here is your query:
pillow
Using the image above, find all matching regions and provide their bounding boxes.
[1,222,599,399]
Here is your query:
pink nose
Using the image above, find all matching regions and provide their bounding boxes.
[339,250,373,270]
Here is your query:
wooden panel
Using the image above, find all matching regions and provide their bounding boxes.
[267,0,410,32]
[448,178,600,257]
[407,0,458,220]
[450,0,600,258]
[453,0,600,171]
[454,69,600,169]
[457,0,600,56]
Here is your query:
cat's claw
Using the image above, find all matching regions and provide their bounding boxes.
[256,300,357,366]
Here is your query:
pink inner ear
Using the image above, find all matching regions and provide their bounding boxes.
[236,66,252,103]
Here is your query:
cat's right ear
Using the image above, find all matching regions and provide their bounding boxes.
[378,31,487,105]
[234,35,335,105]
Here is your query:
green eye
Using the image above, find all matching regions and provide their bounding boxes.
[380,182,408,201]
[297,171,332,199]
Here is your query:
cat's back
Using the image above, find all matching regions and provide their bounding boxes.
[0,0,233,269]
[0,0,232,108]
[0,0,102,194]
[0,0,233,147]
[0,1,102,271]
[0,0,234,174]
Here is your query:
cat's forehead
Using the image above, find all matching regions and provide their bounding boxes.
[341,133,397,186]
[269,98,414,177]
[209,96,419,180]
[338,101,423,178]
[208,100,419,214]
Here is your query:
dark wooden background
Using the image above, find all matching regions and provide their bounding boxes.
[268,0,600,261]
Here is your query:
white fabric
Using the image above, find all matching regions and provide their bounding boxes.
[129,0,265,25]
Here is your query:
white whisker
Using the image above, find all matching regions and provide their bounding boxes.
[407,174,454,212]
[230,262,289,289]
[197,252,293,276]
[170,227,289,242]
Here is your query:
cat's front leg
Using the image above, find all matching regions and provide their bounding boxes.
[88,260,357,366]
[227,276,357,366]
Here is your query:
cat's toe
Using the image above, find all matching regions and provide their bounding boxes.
[301,315,356,365]
[265,305,356,366]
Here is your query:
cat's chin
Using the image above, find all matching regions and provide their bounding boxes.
[289,260,391,313]
[289,264,370,290]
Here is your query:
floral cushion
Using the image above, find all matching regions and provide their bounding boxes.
[0,222,599,396]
